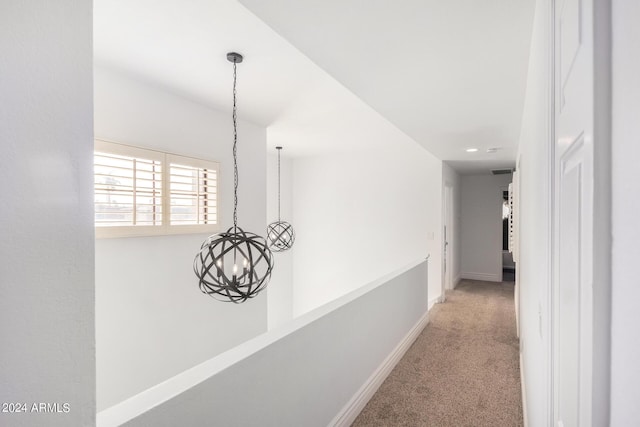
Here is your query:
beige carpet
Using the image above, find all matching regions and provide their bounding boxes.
[352,279,523,427]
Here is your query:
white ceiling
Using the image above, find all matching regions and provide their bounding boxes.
[94,0,535,173]
[94,0,320,127]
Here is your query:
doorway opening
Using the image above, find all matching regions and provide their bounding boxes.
[502,190,515,282]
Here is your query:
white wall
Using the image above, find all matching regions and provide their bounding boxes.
[0,1,95,426]
[611,0,640,423]
[442,162,462,288]
[460,174,512,282]
[94,66,268,410]
[516,0,553,424]
[98,260,429,427]
[266,151,294,330]
[291,141,442,316]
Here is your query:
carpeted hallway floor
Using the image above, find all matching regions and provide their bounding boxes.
[352,279,522,427]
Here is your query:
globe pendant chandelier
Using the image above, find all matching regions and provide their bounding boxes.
[193,52,274,303]
[267,146,295,252]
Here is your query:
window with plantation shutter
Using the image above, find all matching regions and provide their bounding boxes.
[168,155,218,228]
[94,146,163,228]
[94,140,219,238]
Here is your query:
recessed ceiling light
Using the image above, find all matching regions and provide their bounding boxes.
[466,148,478,153]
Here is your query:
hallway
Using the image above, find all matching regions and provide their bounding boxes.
[353,280,522,426]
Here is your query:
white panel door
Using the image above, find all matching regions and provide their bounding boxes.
[554,0,595,426]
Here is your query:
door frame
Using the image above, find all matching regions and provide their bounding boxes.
[442,182,454,297]
[549,0,612,425]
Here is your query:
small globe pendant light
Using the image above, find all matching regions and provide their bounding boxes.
[267,146,295,252]
[193,52,274,303]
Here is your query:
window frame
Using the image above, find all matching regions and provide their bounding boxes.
[94,139,220,239]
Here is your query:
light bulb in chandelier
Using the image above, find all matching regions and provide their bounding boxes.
[267,146,295,252]
[193,52,274,303]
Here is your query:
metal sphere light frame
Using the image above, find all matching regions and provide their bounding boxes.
[267,146,295,252]
[194,226,273,303]
[267,220,295,252]
[193,52,274,303]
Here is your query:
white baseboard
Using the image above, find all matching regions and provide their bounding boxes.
[329,310,430,427]
[460,272,501,282]
[453,274,462,288]
[428,296,440,310]
[520,352,528,427]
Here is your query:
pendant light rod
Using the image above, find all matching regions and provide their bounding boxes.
[228,52,243,229]
[276,146,282,222]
